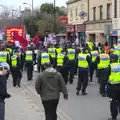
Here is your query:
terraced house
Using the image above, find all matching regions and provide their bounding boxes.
[67,0,118,44]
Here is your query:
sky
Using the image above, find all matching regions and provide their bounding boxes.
[0,0,67,10]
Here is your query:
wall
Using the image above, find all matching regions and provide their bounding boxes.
[67,0,88,25]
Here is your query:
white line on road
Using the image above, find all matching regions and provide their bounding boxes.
[22,82,72,120]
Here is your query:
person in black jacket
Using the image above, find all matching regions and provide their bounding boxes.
[0,62,11,120]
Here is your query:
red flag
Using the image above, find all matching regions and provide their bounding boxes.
[32,32,40,45]
[13,33,28,47]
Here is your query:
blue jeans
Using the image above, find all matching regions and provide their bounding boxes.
[0,102,5,120]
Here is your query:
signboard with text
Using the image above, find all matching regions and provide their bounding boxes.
[5,26,25,43]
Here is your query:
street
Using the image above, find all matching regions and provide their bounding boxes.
[6,72,120,120]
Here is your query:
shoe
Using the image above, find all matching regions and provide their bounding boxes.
[69,82,73,84]
[76,91,79,96]
[13,84,16,87]
[108,117,117,120]
[101,93,106,97]
[18,84,21,87]
[82,92,87,95]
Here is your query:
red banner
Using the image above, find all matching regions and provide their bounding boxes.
[5,26,25,43]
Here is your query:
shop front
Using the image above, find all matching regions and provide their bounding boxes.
[66,24,85,43]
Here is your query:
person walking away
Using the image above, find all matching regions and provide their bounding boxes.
[37,49,51,72]
[107,54,120,120]
[10,53,22,87]
[66,44,76,84]
[0,62,11,120]
[47,44,57,68]
[90,48,99,82]
[35,63,68,120]
[76,48,91,95]
[56,50,68,84]
[104,42,110,54]
[25,47,36,80]
[96,51,110,97]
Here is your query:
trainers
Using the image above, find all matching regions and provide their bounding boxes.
[82,92,87,95]
[76,91,79,96]
[108,117,117,120]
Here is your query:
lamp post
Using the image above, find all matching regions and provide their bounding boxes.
[53,0,56,33]
[23,0,33,16]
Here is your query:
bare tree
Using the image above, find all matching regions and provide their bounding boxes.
[0,6,11,19]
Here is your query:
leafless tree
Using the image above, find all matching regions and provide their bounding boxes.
[0,6,11,19]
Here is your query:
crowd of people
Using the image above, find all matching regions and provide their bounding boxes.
[0,40,120,120]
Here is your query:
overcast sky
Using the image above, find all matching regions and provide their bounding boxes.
[0,0,67,10]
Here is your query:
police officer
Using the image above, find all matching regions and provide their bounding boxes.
[55,44,63,54]
[38,49,51,72]
[76,48,91,95]
[56,50,68,84]
[48,44,57,68]
[25,47,36,80]
[0,46,9,64]
[10,53,22,87]
[107,54,120,120]
[96,51,110,97]
[66,44,76,84]
[90,48,99,82]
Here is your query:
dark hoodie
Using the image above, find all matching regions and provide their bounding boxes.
[35,68,68,101]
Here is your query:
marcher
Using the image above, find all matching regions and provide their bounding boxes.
[0,62,11,120]
[90,48,98,82]
[48,44,57,68]
[66,44,76,84]
[56,50,68,84]
[25,47,36,80]
[37,49,51,72]
[10,53,22,87]
[35,63,68,120]
[107,54,120,120]
[96,52,110,97]
[76,48,91,95]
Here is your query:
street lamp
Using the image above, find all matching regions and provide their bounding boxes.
[53,0,56,33]
[23,0,33,16]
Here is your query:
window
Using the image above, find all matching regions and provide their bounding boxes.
[114,0,117,18]
[76,7,78,16]
[70,8,73,17]
[93,7,96,20]
[100,5,103,20]
[107,3,111,19]
[81,4,84,11]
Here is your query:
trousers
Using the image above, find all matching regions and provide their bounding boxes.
[0,102,5,120]
[42,99,59,120]
[76,69,88,92]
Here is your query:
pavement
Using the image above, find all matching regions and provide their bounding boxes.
[5,76,45,120]
[5,72,120,120]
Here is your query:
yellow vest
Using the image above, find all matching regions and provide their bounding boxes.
[98,54,110,69]
[78,53,88,68]
[41,53,50,65]
[57,53,64,66]
[91,50,99,62]
[67,48,75,60]
[0,51,7,62]
[48,48,56,58]
[11,55,17,67]
[56,48,63,54]
[25,50,33,61]
[109,63,120,84]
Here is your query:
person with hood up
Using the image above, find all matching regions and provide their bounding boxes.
[35,62,68,120]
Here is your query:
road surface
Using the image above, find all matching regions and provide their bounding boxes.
[6,72,120,120]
